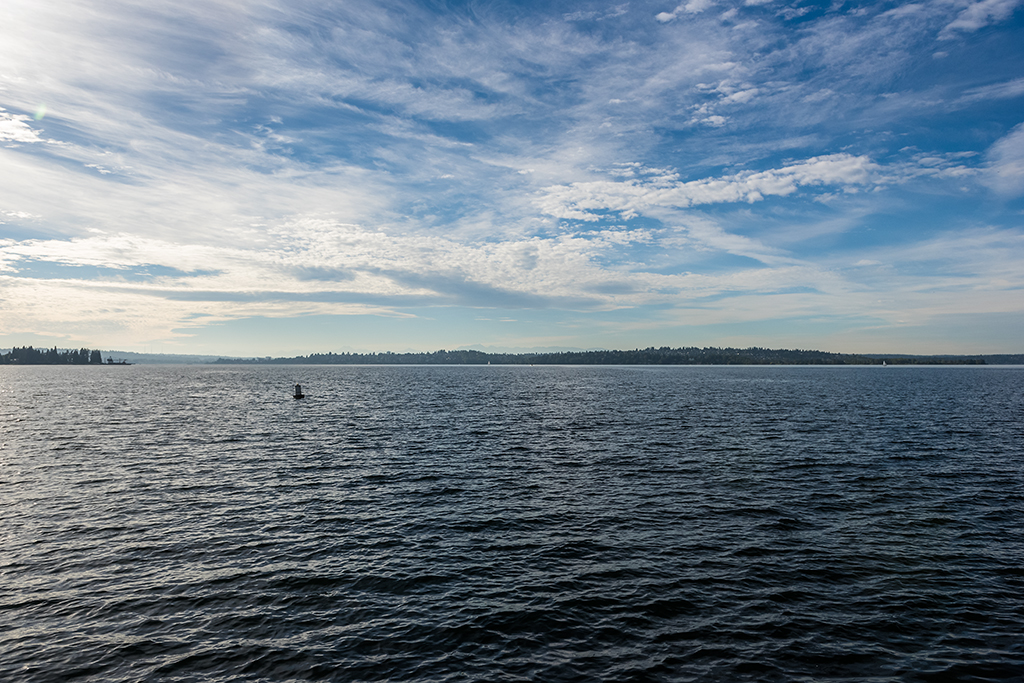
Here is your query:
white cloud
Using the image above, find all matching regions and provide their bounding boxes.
[666,215,795,265]
[566,4,629,21]
[0,214,877,345]
[4,212,1020,353]
[538,154,882,221]
[956,77,1024,105]
[722,87,758,104]
[656,0,716,22]
[0,222,658,329]
[940,0,1022,38]
[0,0,1019,353]
[0,109,46,143]
[983,122,1024,195]
[0,274,407,348]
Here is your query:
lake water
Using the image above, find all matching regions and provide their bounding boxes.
[1,365,1022,682]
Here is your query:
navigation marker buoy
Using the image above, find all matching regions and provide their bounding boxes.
[293,383,305,399]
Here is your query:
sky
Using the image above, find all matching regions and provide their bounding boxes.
[1,0,1023,356]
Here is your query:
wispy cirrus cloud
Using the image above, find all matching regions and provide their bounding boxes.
[537,154,887,221]
[940,0,1022,39]
[0,0,1021,353]
[983,122,1024,195]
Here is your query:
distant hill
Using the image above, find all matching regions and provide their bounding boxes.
[978,354,1024,364]
[211,346,1016,366]
[863,353,1024,365]
[5,346,1020,366]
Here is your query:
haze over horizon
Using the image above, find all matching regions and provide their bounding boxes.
[2,0,1023,357]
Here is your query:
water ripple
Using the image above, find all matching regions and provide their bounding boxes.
[1,365,1022,681]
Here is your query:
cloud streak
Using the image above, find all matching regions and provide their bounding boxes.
[537,154,885,221]
[0,0,1021,353]
[940,0,1022,38]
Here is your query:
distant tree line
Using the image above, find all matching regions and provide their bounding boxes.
[214,346,988,366]
[1,346,104,365]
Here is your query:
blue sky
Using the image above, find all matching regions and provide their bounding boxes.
[1,0,1022,355]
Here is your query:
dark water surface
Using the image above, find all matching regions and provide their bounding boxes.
[2,365,1022,682]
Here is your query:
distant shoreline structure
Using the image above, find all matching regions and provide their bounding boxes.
[211,347,1022,366]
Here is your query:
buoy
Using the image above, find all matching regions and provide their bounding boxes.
[293,382,305,399]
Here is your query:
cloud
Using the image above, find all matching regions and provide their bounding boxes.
[0,212,873,345]
[0,109,48,144]
[0,222,660,335]
[954,77,1024,106]
[565,4,629,21]
[940,0,1022,38]
[656,0,717,22]
[538,154,882,221]
[0,0,1020,353]
[983,122,1024,195]
[4,213,1020,351]
[0,274,407,348]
